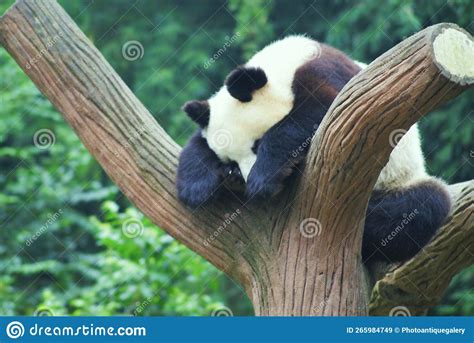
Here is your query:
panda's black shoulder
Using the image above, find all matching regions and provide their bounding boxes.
[292,43,361,104]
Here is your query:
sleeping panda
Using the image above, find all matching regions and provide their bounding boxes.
[177,35,452,263]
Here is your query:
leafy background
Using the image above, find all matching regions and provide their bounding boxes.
[0,0,472,316]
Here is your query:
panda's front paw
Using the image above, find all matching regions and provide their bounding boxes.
[221,162,245,192]
[246,172,283,200]
[222,162,244,183]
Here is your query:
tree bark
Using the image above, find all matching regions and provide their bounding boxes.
[1,0,473,316]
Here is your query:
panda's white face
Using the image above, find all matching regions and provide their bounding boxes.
[203,84,294,181]
[203,35,320,181]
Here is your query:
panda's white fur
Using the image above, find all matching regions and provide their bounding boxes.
[376,124,428,189]
[204,36,428,191]
[204,35,320,180]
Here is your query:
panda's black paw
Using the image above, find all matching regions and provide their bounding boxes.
[246,173,283,201]
[221,162,245,187]
[220,163,245,193]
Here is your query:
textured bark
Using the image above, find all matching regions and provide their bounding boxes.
[1,0,473,316]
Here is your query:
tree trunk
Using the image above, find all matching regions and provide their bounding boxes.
[1,0,473,316]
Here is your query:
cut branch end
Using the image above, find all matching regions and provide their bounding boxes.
[432,25,474,85]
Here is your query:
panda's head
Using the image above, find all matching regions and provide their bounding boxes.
[182,36,320,180]
[183,64,300,180]
[182,65,268,128]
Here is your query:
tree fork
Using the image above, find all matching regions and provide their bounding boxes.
[1,0,473,316]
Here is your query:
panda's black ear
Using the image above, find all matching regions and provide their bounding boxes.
[225,66,267,102]
[182,100,210,128]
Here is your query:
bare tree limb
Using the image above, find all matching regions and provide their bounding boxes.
[263,23,474,315]
[0,0,251,276]
[1,0,472,316]
[369,181,474,315]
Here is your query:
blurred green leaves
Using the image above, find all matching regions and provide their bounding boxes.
[0,0,472,316]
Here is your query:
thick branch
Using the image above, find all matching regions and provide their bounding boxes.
[369,181,474,315]
[263,23,474,315]
[0,0,253,277]
[1,0,473,317]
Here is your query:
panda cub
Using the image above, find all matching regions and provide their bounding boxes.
[177,35,452,263]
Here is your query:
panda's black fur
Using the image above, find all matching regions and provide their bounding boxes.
[177,36,452,265]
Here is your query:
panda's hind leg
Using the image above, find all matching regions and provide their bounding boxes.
[362,178,452,264]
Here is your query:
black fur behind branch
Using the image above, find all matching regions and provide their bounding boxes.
[362,180,452,263]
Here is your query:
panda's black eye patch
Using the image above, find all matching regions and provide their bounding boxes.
[225,66,267,102]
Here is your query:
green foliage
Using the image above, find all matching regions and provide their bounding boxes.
[0,46,233,315]
[228,0,274,58]
[434,265,474,316]
[0,0,472,316]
